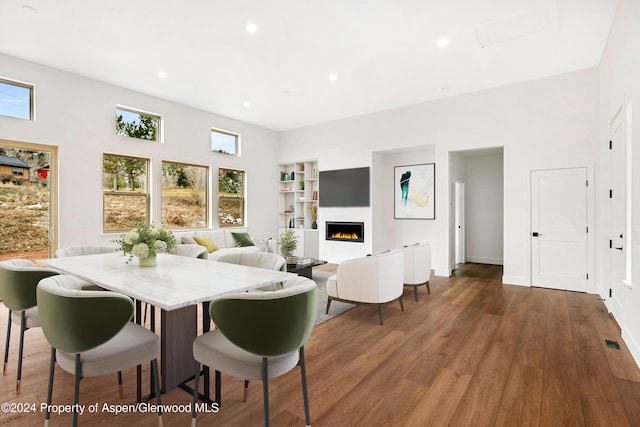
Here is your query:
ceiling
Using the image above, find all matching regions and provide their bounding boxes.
[0,0,618,132]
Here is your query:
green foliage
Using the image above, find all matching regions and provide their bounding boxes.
[103,155,146,191]
[111,223,176,262]
[218,169,243,194]
[116,112,158,141]
[279,228,298,255]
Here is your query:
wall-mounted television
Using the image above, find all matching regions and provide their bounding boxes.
[319,167,370,207]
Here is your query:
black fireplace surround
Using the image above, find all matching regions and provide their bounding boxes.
[325,221,364,243]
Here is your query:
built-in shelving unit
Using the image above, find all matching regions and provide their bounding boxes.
[278,160,319,258]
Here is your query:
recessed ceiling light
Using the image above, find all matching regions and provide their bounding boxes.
[246,23,257,34]
[329,73,338,81]
[158,71,168,79]
[437,38,449,48]
[243,101,251,108]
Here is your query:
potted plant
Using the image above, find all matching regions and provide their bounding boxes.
[279,228,299,264]
[112,223,176,266]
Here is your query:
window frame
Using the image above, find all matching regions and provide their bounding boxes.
[0,77,35,121]
[115,105,163,143]
[211,127,241,156]
[102,153,150,233]
[218,167,246,228]
[161,160,210,230]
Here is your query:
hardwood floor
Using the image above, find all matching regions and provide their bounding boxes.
[1,263,639,426]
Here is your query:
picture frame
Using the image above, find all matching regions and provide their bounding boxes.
[394,163,435,219]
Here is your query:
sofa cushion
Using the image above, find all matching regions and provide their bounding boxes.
[231,231,254,247]
[193,236,218,253]
[207,246,262,261]
[196,230,226,248]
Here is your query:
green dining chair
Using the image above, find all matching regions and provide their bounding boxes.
[37,275,163,427]
[191,276,317,427]
[0,259,59,395]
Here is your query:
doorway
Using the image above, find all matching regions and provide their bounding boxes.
[531,167,587,292]
[454,181,465,265]
[0,139,57,261]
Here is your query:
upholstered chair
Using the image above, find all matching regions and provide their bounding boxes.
[37,275,162,427]
[0,259,59,394]
[55,245,117,258]
[216,252,286,271]
[326,250,404,325]
[191,276,317,427]
[401,243,432,301]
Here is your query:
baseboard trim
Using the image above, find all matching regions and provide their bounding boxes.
[622,329,640,371]
[466,256,503,265]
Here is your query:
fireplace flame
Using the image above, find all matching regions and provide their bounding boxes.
[331,232,359,240]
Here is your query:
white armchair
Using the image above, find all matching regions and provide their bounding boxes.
[401,243,431,301]
[326,251,404,325]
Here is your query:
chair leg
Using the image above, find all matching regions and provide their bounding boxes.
[215,370,222,406]
[262,357,270,427]
[325,298,332,314]
[378,304,384,325]
[3,310,11,376]
[299,346,311,426]
[16,311,27,395]
[426,280,431,294]
[73,353,81,427]
[44,348,56,427]
[117,371,123,398]
[151,359,163,427]
[243,380,249,402]
[399,295,404,311]
[191,362,201,427]
[413,285,419,302]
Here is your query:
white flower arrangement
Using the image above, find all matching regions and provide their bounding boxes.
[113,223,176,263]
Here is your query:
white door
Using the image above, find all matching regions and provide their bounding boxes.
[454,181,465,265]
[609,107,626,321]
[531,168,588,292]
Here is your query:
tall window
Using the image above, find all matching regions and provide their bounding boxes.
[211,128,240,156]
[218,168,245,227]
[103,154,149,232]
[116,106,161,142]
[0,77,34,120]
[162,161,209,229]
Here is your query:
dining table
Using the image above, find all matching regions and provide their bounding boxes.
[39,252,295,394]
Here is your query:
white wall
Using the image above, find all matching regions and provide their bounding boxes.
[280,69,599,280]
[599,0,640,366]
[0,53,281,248]
[464,151,504,265]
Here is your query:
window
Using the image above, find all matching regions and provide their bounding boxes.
[116,106,161,142]
[0,77,34,120]
[211,128,240,156]
[103,154,149,232]
[218,168,245,227]
[162,161,209,229]
[12,167,24,176]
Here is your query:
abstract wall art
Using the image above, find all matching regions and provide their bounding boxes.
[394,163,435,219]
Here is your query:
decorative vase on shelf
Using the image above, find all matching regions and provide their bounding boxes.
[312,220,317,229]
[138,253,157,267]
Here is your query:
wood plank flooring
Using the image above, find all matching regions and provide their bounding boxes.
[1,262,639,426]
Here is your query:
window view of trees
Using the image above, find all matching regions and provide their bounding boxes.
[0,146,50,255]
[218,168,245,227]
[162,162,208,229]
[116,107,160,142]
[103,154,149,232]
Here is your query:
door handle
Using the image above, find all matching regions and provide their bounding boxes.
[615,246,623,251]
[532,232,541,237]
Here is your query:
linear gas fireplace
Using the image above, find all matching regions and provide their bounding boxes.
[326,221,364,243]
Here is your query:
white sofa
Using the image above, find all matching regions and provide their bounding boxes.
[171,228,275,261]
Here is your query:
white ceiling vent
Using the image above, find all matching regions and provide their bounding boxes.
[475,6,550,48]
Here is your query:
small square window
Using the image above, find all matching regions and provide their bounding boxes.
[0,78,34,120]
[211,128,240,156]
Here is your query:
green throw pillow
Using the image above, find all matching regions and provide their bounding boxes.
[232,232,255,247]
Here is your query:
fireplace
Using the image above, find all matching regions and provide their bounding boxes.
[326,221,364,243]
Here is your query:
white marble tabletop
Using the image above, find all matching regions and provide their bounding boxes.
[39,252,295,310]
